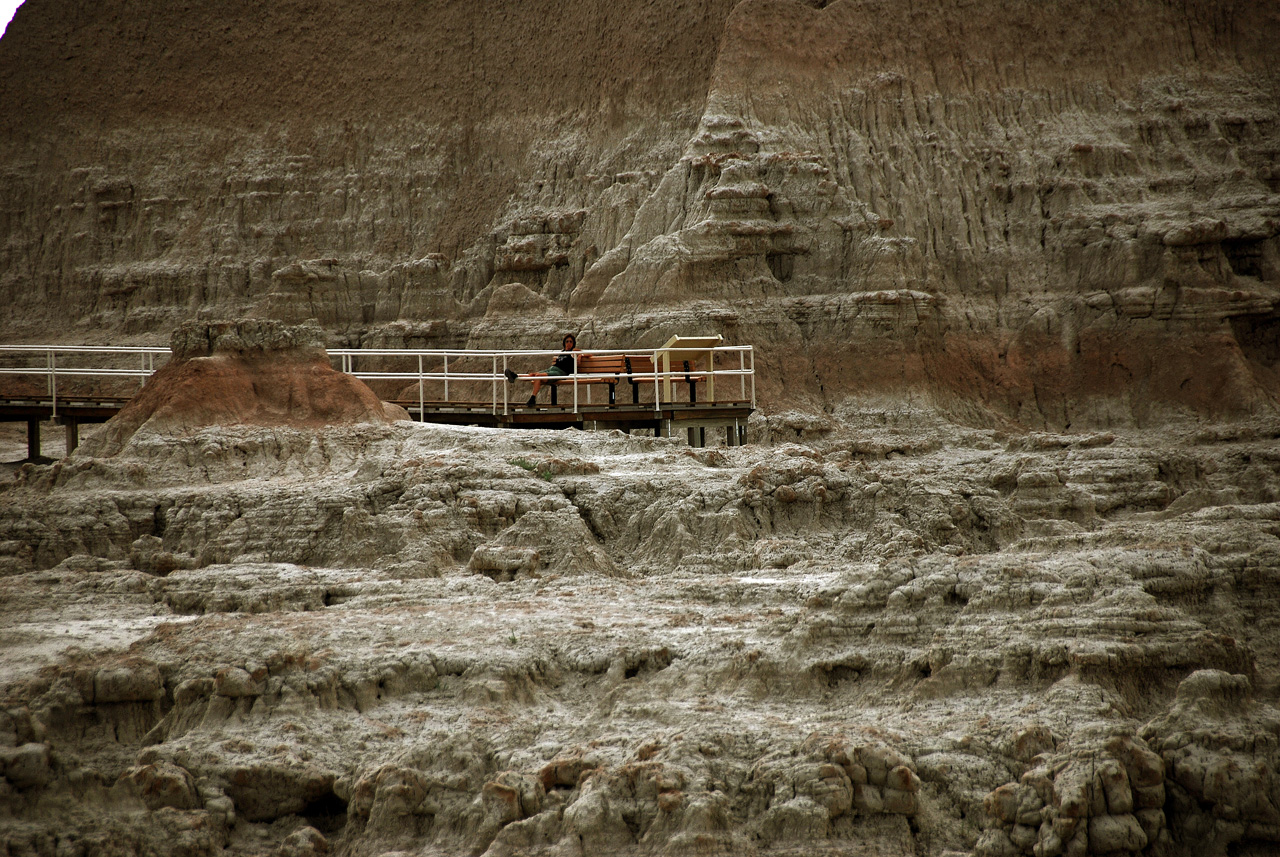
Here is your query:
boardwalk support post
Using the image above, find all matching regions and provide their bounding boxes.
[63,418,79,456]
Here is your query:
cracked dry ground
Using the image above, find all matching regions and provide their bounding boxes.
[2,413,1280,857]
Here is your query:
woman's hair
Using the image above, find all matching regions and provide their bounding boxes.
[562,334,577,348]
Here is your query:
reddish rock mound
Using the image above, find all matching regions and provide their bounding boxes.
[80,320,407,457]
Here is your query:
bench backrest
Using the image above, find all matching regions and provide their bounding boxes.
[627,354,700,379]
[553,351,704,405]
[572,354,667,379]
[575,354,628,374]
[624,354,655,376]
[567,352,698,385]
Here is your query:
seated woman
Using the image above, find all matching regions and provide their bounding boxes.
[505,334,579,406]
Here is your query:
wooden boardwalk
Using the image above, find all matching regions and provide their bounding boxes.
[0,341,755,459]
[395,399,753,443]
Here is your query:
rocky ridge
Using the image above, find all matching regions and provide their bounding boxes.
[1,408,1279,856]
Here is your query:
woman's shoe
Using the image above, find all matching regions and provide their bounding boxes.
[525,395,537,407]
[504,369,518,382]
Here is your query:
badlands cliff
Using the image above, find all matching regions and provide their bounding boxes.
[0,0,1277,424]
[2,1,1280,856]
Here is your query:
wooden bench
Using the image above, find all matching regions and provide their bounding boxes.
[616,355,704,404]
[515,353,704,406]
[552,353,626,405]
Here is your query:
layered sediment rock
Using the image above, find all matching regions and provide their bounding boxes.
[2,1,1280,855]
[79,319,406,458]
[1,0,1276,425]
[1,411,1279,855]
[978,670,1280,857]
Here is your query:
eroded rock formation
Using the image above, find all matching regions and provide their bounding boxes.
[2,410,1279,855]
[2,1,1280,855]
[0,0,1276,425]
[78,319,407,459]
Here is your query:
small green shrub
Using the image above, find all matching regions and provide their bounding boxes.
[508,458,553,480]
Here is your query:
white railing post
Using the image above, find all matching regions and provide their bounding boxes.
[572,352,579,413]
[48,350,57,420]
[652,348,660,412]
[750,347,756,408]
[705,348,712,404]
[501,355,508,415]
[443,354,449,403]
[740,349,746,401]
[418,354,424,422]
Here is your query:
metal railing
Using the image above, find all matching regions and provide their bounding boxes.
[0,344,756,421]
[0,345,169,419]
[331,345,756,418]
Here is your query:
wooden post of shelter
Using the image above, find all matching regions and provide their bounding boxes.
[656,334,723,403]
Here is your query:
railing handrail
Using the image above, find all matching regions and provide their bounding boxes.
[327,345,756,358]
[0,367,156,376]
[0,344,753,357]
[0,345,170,354]
[0,343,757,418]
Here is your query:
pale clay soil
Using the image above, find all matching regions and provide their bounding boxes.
[2,411,1279,856]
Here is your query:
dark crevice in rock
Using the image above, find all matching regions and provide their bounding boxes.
[1232,312,1280,368]
[1222,238,1266,279]
[302,789,349,834]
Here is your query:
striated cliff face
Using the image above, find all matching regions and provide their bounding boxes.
[0,0,738,335]
[1,0,1278,426]
[648,0,1280,424]
[2,5,1280,853]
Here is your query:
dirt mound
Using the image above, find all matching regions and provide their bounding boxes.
[78,319,406,457]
